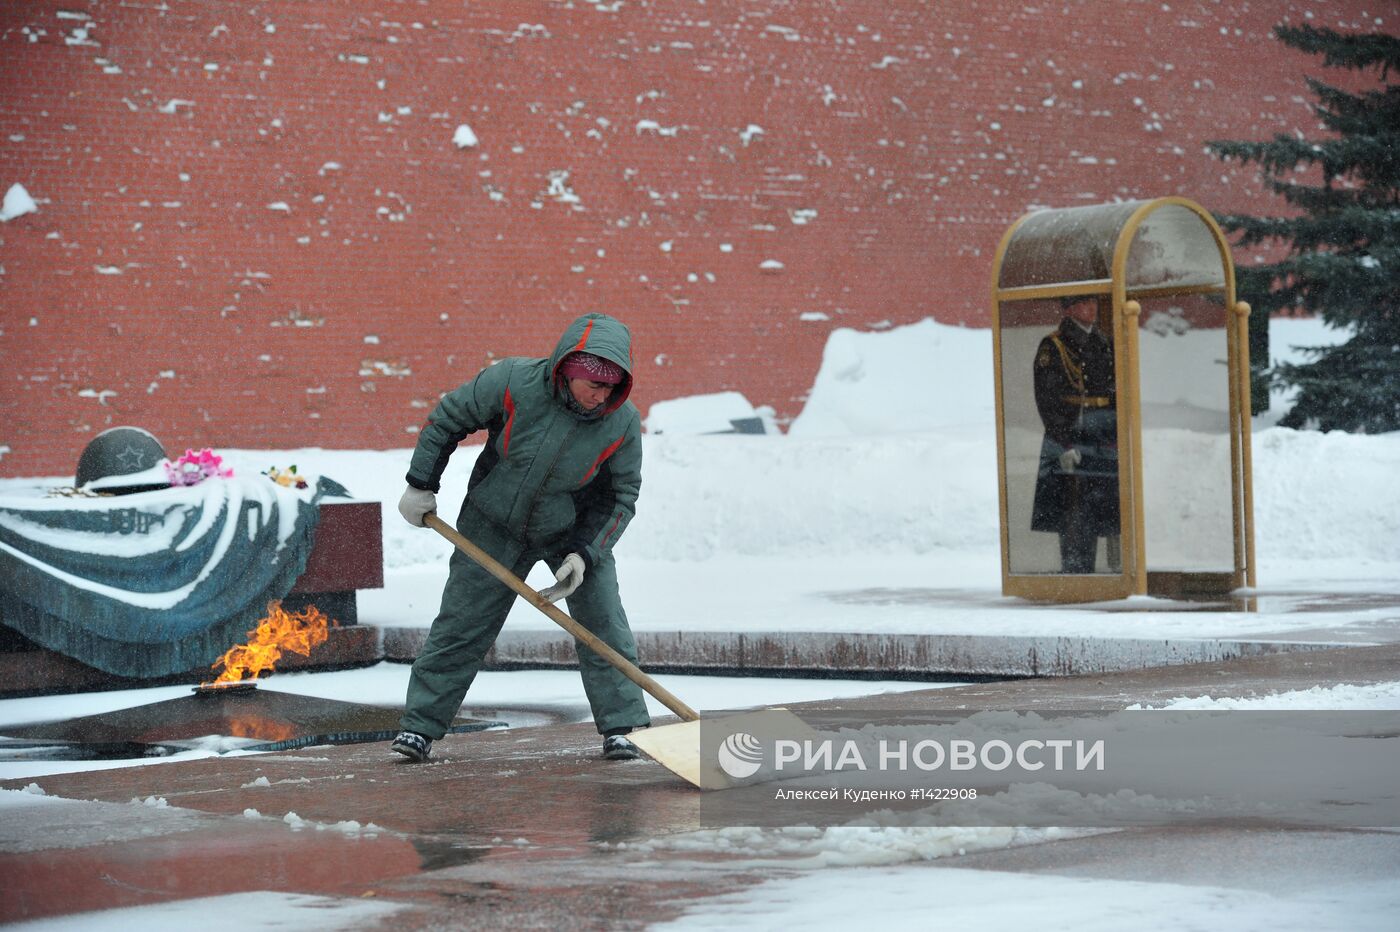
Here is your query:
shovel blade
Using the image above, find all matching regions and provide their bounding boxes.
[630,709,820,791]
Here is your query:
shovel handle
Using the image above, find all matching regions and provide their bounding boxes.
[424,513,700,723]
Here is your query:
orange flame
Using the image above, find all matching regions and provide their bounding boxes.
[204,601,336,686]
[226,715,300,742]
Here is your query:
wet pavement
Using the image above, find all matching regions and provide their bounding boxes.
[0,684,503,756]
[2,641,1398,928]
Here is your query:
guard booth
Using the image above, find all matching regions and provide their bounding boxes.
[990,197,1255,602]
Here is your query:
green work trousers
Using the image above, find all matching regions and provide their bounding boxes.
[399,514,651,741]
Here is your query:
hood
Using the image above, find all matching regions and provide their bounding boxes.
[549,313,635,415]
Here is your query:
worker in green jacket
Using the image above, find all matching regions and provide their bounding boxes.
[391,313,650,762]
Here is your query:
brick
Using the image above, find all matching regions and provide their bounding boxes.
[0,0,1360,475]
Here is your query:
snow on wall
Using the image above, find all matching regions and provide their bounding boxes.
[0,0,1374,476]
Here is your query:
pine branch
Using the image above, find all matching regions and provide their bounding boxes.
[1229,252,1399,328]
[1276,339,1400,433]
[1218,208,1400,251]
[1259,180,1397,214]
[1267,252,1400,324]
[1209,134,1400,185]
[1276,24,1400,78]
[1307,79,1400,136]
[1234,266,1298,317]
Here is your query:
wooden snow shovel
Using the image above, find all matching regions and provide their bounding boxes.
[424,513,813,789]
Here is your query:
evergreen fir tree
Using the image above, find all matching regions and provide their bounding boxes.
[1208,24,1400,431]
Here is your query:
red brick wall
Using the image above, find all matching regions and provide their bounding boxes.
[0,1,1378,477]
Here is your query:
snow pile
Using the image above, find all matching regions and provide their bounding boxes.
[280,810,382,835]
[624,429,998,559]
[14,892,407,930]
[207,431,999,566]
[324,819,379,835]
[1129,680,1400,710]
[2,319,1393,568]
[237,775,313,792]
[789,319,995,436]
[630,316,1395,563]
[215,427,1396,569]
[645,391,775,435]
[657,865,1400,931]
[632,824,1028,867]
[0,783,67,806]
[631,806,1105,869]
[1251,428,1400,561]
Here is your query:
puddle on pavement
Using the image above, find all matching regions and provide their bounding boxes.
[0,684,575,762]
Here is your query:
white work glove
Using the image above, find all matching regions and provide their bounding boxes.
[397,485,436,527]
[1058,447,1082,474]
[539,552,586,604]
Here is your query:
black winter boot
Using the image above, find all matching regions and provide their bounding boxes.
[602,733,640,760]
[391,730,432,762]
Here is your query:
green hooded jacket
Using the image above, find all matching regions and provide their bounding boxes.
[406,313,642,568]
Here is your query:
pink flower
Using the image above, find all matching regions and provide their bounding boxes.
[163,448,233,486]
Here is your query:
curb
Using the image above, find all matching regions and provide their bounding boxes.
[379,627,1345,678]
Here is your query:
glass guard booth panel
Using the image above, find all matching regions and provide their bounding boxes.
[1123,204,1228,291]
[1000,298,1124,578]
[997,201,1145,289]
[1133,293,1237,579]
[1122,204,1238,588]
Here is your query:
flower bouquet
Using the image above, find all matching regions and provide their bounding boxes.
[164,448,233,486]
[264,465,309,490]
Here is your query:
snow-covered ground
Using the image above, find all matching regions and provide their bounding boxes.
[654,865,1400,932]
[0,891,408,932]
[1130,680,1400,710]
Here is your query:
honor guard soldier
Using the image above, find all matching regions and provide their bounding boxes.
[1031,296,1120,573]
